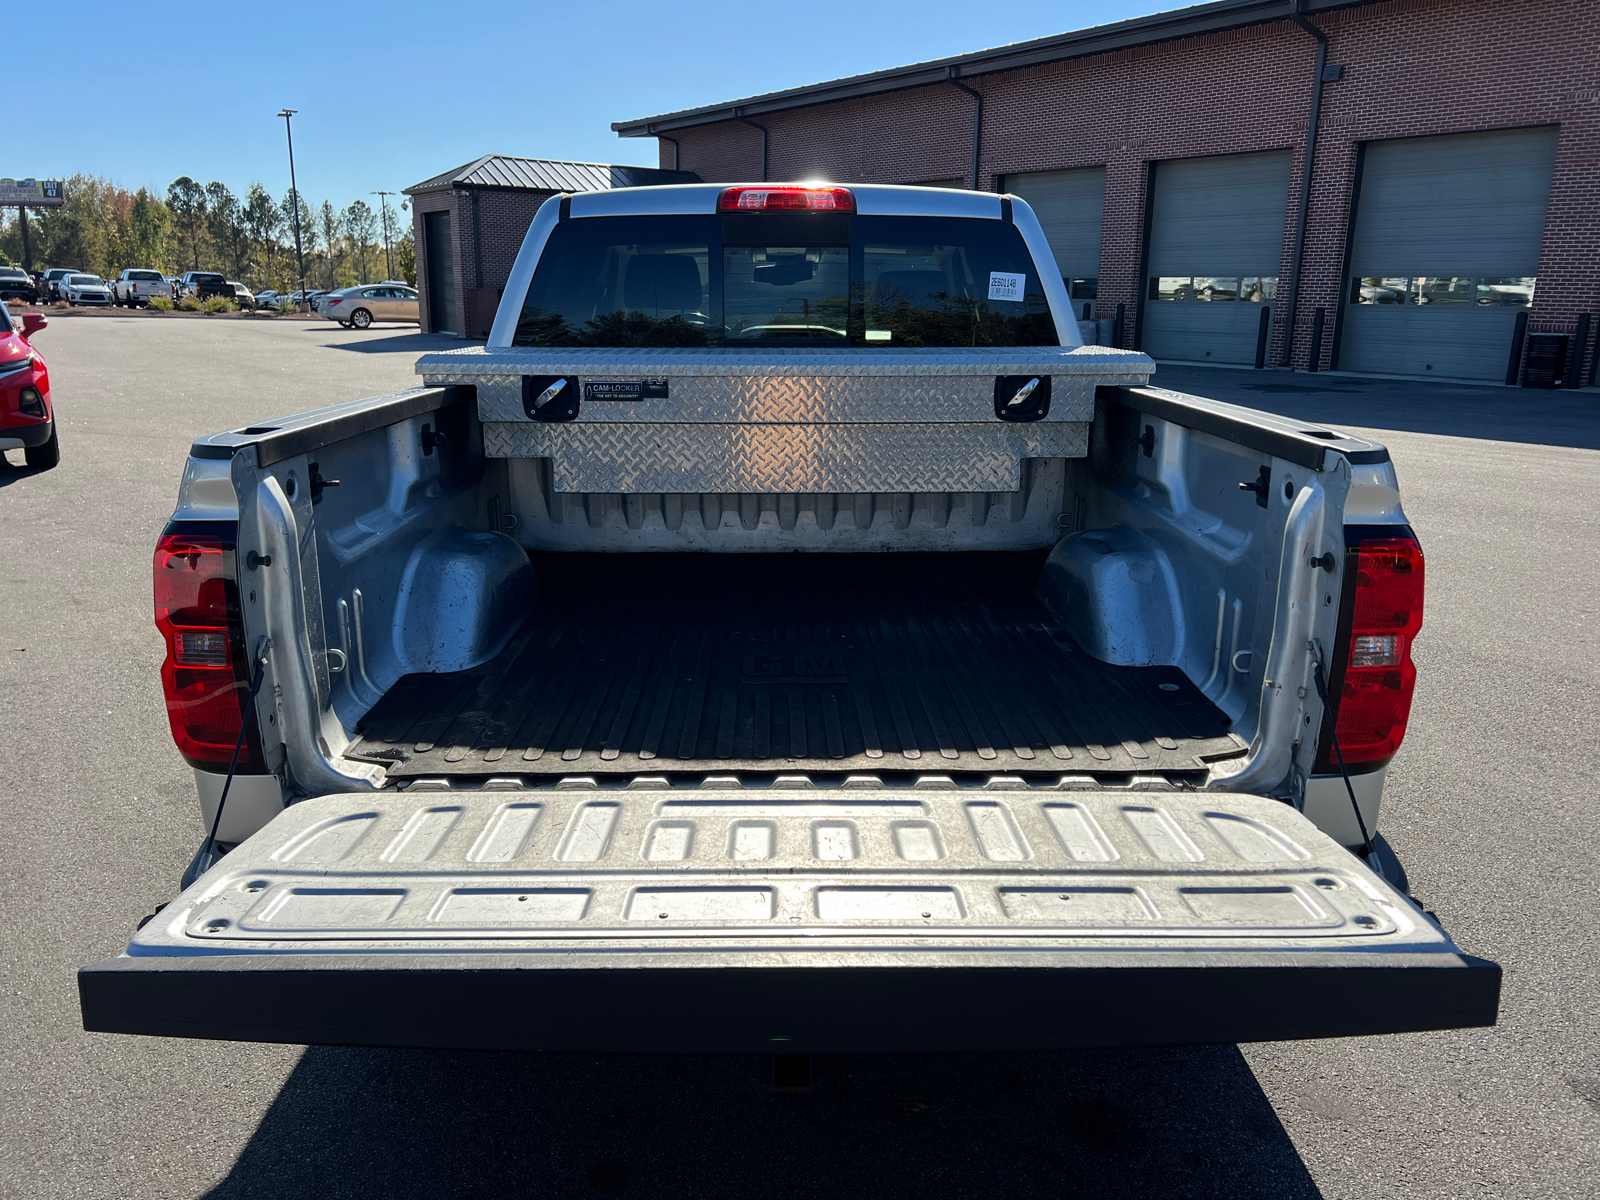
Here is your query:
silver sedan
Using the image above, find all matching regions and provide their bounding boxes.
[61,274,113,306]
[318,284,420,329]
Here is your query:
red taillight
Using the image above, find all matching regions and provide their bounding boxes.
[1329,535,1424,767]
[717,185,855,213]
[154,530,259,770]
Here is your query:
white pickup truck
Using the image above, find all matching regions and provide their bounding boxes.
[113,269,170,307]
[80,183,1497,1053]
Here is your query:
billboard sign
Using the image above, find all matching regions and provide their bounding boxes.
[0,178,64,207]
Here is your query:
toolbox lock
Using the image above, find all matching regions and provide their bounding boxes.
[523,375,581,422]
[994,374,1051,422]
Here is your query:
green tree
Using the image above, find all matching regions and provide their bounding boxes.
[0,212,22,266]
[205,181,249,280]
[167,176,208,270]
[394,231,416,286]
[129,188,172,271]
[280,189,317,291]
[243,182,282,287]
[31,205,90,274]
[341,199,378,283]
[319,200,341,289]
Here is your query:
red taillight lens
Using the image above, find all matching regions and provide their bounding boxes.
[1330,536,1424,766]
[154,530,259,770]
[717,185,855,213]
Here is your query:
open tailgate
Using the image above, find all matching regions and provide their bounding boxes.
[81,785,1498,1052]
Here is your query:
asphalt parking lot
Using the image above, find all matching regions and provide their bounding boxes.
[2,316,1596,1198]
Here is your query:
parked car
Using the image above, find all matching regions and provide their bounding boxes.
[60,274,113,306]
[178,272,236,301]
[287,288,325,307]
[77,182,1499,1055]
[0,267,38,303]
[0,303,56,469]
[229,282,256,307]
[319,283,420,329]
[113,269,169,307]
[42,268,82,302]
[254,289,282,309]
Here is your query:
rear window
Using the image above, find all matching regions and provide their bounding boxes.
[512,213,1058,348]
[191,273,225,284]
[127,270,163,281]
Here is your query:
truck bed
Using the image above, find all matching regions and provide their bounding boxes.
[349,553,1245,778]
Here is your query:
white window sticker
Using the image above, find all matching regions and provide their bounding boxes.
[988,271,1024,302]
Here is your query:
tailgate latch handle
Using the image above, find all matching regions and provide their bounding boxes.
[1238,465,1271,507]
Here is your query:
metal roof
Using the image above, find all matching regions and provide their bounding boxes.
[613,0,1369,135]
[404,154,700,195]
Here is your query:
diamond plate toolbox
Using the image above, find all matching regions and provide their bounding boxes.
[419,345,1154,494]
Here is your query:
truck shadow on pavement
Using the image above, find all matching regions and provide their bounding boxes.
[204,1043,1320,1200]
[311,329,476,355]
[1151,366,1600,451]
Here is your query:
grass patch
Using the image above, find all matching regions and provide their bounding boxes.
[201,296,236,314]
[149,296,174,312]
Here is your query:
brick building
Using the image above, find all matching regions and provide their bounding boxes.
[405,156,699,338]
[613,0,1600,386]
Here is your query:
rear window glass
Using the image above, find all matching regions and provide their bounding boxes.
[191,273,225,284]
[512,214,1058,348]
[127,270,163,281]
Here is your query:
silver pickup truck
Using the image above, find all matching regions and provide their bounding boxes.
[79,183,1498,1053]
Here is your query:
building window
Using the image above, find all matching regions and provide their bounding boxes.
[1241,277,1277,303]
[1476,277,1536,307]
[1350,277,1409,305]
[1349,276,1536,308]
[1149,276,1276,301]
[1414,276,1474,305]
[1193,277,1240,301]
[1067,276,1098,300]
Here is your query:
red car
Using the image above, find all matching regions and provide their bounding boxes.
[0,306,57,470]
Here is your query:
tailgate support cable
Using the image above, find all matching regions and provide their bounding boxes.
[196,636,273,879]
[1309,639,1384,883]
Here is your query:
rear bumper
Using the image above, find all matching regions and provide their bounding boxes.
[79,949,1501,1053]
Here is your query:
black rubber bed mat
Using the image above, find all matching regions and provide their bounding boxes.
[349,553,1246,778]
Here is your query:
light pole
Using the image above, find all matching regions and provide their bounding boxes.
[278,109,307,309]
[371,190,395,281]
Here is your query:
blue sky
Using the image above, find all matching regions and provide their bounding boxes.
[17,1,1169,211]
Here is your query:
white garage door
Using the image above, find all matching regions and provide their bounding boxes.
[1006,168,1105,319]
[1140,151,1290,364]
[1337,126,1558,380]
